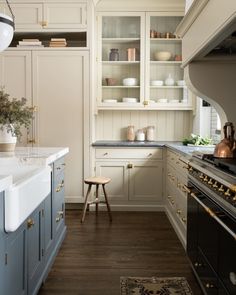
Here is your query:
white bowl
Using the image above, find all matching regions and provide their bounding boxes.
[154,51,172,61]
[151,80,164,86]
[122,78,138,86]
[157,98,168,103]
[103,99,118,103]
[176,80,186,86]
[122,97,138,103]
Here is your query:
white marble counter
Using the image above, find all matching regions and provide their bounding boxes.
[0,147,69,192]
[0,147,69,166]
[0,175,12,193]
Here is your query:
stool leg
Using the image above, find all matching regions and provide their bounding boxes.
[81,184,92,223]
[102,184,112,222]
[96,184,99,215]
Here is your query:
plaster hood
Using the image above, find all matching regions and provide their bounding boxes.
[176,0,236,125]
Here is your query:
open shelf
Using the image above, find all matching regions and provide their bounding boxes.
[102,38,140,44]
[10,32,87,48]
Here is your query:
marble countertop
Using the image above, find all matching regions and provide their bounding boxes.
[0,147,69,192]
[92,141,215,157]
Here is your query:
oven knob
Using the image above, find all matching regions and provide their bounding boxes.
[218,185,225,193]
[213,181,218,189]
[224,189,231,198]
[199,173,204,180]
[208,178,213,185]
[204,176,208,182]
[233,195,236,202]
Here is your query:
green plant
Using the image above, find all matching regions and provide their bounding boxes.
[0,88,33,139]
[182,133,213,146]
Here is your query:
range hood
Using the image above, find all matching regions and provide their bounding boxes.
[176,0,236,125]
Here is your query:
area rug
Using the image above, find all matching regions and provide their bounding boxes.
[120,277,193,295]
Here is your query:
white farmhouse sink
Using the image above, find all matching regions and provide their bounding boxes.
[2,164,51,232]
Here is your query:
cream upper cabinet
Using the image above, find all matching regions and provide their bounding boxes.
[10,1,87,31]
[96,11,193,111]
[32,50,89,202]
[0,51,32,146]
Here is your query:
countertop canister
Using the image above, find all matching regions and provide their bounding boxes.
[127,126,135,141]
[146,126,155,141]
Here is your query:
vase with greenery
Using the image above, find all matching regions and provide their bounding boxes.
[0,88,33,151]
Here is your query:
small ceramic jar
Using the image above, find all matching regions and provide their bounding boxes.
[136,129,145,141]
[127,126,135,141]
[109,49,119,61]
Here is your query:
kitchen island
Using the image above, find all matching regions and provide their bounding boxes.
[0,147,68,295]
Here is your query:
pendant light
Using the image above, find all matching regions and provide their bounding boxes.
[0,0,15,52]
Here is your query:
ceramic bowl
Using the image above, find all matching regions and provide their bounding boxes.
[122,78,138,86]
[122,97,138,103]
[176,80,186,86]
[150,80,164,86]
[154,51,172,61]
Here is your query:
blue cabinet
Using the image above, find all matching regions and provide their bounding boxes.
[27,203,44,295]
[5,221,27,295]
[0,156,66,295]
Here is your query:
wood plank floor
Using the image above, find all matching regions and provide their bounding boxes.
[38,210,202,295]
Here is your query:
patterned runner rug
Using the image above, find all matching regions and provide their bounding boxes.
[120,277,193,295]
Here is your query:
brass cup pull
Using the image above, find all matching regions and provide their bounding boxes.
[41,21,48,27]
[27,218,35,229]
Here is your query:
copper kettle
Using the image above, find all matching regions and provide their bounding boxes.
[214,122,236,158]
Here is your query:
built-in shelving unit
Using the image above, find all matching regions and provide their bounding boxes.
[96,11,192,110]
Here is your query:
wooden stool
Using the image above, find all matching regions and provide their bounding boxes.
[81,176,112,223]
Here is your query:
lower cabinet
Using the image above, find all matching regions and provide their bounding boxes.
[95,148,164,205]
[0,156,66,295]
[165,148,189,247]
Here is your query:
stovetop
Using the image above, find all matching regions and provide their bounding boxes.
[189,151,236,217]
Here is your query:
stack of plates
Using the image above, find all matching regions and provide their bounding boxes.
[103,99,118,103]
[122,97,138,103]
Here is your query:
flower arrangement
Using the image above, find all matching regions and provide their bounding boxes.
[0,88,33,139]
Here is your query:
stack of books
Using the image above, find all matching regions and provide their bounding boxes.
[49,38,67,47]
[17,39,44,47]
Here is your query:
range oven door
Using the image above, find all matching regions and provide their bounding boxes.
[187,181,236,295]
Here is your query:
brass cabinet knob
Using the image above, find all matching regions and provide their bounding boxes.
[41,20,48,27]
[213,181,218,189]
[177,209,181,215]
[182,217,187,223]
[56,186,61,192]
[208,179,213,185]
[27,218,35,229]
[224,189,231,197]
[127,163,133,169]
[199,173,204,179]
[56,217,60,223]
[205,283,214,289]
[218,185,224,192]
[58,210,64,218]
[143,100,149,106]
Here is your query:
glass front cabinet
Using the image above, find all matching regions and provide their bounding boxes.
[96,12,193,111]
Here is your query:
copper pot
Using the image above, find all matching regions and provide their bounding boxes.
[214,122,236,158]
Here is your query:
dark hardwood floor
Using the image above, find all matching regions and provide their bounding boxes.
[38,210,202,295]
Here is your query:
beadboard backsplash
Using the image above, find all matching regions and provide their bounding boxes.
[95,110,193,141]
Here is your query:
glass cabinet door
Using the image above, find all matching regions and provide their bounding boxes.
[146,13,191,109]
[97,13,145,109]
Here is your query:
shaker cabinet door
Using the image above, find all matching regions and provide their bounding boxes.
[129,161,163,201]
[95,161,129,202]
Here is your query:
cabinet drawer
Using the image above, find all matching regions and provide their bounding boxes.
[95,148,163,159]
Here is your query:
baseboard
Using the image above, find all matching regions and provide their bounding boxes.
[65,196,84,203]
[89,203,165,211]
[164,206,186,249]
